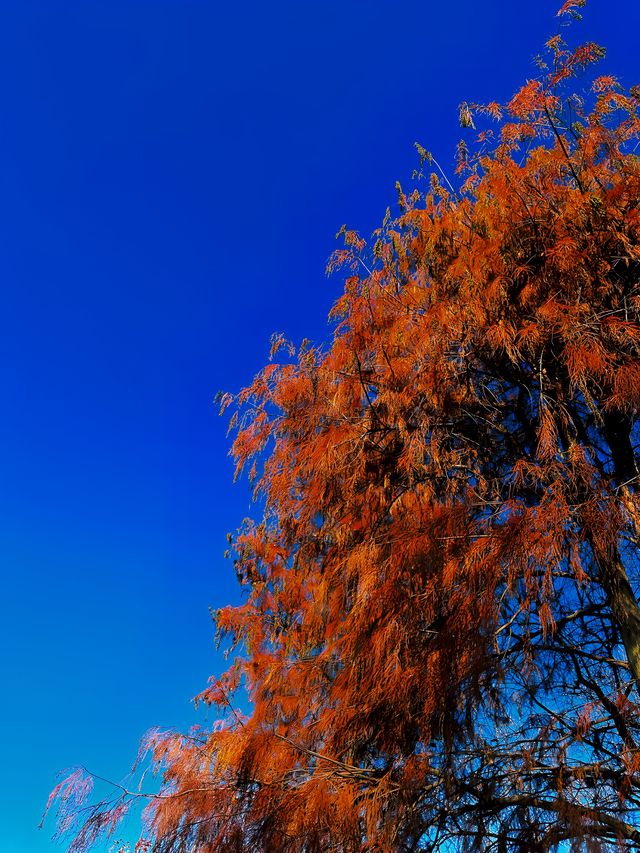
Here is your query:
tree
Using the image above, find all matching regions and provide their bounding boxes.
[47,3,640,850]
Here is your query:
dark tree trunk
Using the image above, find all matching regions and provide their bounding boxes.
[597,413,640,685]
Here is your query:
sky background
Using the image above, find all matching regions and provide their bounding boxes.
[1,1,638,850]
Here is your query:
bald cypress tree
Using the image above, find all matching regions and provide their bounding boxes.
[47,4,640,850]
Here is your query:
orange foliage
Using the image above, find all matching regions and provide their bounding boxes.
[47,6,640,852]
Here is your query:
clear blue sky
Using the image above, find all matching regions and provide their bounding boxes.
[1,2,637,850]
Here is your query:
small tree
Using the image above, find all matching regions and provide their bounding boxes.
[47,3,640,850]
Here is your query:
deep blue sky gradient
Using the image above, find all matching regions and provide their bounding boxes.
[1,2,638,850]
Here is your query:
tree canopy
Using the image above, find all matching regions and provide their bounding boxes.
[47,3,640,850]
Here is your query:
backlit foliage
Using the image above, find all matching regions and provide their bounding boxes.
[48,5,640,851]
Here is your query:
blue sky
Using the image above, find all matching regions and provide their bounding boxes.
[1,2,638,850]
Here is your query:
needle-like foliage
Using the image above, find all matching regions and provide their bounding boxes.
[47,5,640,851]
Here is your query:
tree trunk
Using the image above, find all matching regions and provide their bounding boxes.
[597,413,640,684]
[593,542,640,685]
